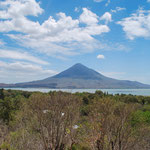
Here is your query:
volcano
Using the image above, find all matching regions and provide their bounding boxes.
[1,63,150,89]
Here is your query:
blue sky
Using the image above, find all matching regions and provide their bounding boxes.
[0,0,150,84]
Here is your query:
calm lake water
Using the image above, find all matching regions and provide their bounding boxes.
[4,88,150,96]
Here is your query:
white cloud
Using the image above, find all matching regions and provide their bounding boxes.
[0,0,43,18]
[0,61,57,83]
[0,2,110,57]
[100,12,112,24]
[147,0,150,3]
[93,0,104,2]
[117,9,150,40]
[105,0,110,6]
[79,8,99,25]
[93,0,110,6]
[111,7,126,13]
[75,7,80,12]
[0,49,48,65]
[97,54,105,59]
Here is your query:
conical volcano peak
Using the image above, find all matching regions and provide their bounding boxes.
[70,63,89,70]
[72,63,86,67]
[73,63,82,66]
[52,63,103,79]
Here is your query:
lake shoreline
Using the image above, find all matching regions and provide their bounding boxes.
[3,88,150,96]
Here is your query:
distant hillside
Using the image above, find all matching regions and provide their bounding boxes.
[1,63,150,89]
[0,83,14,88]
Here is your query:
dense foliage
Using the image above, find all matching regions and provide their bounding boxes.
[0,89,150,150]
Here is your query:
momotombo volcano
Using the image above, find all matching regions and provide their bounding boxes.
[1,63,150,89]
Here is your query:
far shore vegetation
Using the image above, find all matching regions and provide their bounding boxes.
[0,88,150,150]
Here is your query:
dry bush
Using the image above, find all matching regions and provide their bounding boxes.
[85,98,149,150]
[11,92,80,150]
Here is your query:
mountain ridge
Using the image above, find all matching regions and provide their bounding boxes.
[0,63,150,89]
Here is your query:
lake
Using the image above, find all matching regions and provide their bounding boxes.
[4,88,150,96]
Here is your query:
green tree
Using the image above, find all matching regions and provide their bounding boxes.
[0,88,4,100]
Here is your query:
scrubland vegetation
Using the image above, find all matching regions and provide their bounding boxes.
[0,89,150,150]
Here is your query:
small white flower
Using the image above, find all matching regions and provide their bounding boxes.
[73,125,79,129]
[61,113,65,116]
[43,110,48,114]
